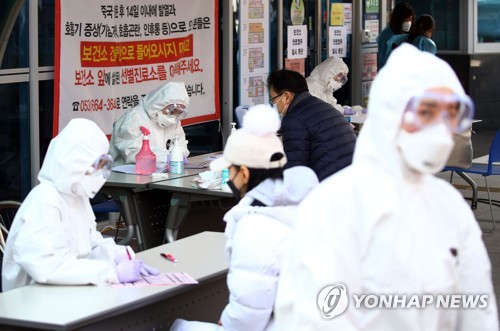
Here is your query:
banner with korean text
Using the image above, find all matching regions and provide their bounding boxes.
[54,0,219,136]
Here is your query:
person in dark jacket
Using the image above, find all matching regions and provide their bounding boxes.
[267,69,357,181]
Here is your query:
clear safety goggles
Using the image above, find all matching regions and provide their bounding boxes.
[402,92,474,133]
[162,103,188,119]
[333,72,348,85]
[86,154,114,179]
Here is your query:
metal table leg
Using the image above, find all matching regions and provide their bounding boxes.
[164,193,192,243]
[455,172,478,210]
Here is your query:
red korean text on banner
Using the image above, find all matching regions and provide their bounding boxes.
[54,0,219,136]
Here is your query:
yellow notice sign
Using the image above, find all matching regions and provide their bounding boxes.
[330,3,344,26]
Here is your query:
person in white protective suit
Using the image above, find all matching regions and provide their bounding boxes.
[109,81,190,166]
[169,105,319,331]
[305,56,349,113]
[2,118,159,292]
[275,44,499,330]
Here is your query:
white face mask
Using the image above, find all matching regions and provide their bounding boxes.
[396,123,454,175]
[75,175,107,199]
[402,21,412,33]
[327,78,343,93]
[156,112,178,128]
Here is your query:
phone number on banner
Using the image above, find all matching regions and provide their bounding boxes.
[75,95,141,112]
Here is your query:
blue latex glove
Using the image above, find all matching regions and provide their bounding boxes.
[115,259,142,283]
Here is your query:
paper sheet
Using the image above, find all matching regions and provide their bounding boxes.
[111,272,199,288]
[112,164,167,175]
[184,161,211,169]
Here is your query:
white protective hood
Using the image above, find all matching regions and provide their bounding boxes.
[354,43,465,178]
[141,81,189,119]
[275,44,498,331]
[306,56,348,112]
[109,81,190,166]
[38,118,109,197]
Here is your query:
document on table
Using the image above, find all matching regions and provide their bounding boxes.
[184,160,211,169]
[111,272,199,288]
[184,154,223,169]
[112,164,167,175]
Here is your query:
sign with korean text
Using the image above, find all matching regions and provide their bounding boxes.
[239,0,270,106]
[54,0,219,136]
[287,25,307,59]
[328,26,347,57]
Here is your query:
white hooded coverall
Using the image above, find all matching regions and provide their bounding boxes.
[109,81,190,166]
[306,56,348,113]
[275,44,499,330]
[2,118,128,291]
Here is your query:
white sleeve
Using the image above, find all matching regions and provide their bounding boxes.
[149,124,189,164]
[275,183,361,330]
[175,124,190,157]
[12,202,118,286]
[456,208,499,330]
[220,217,281,331]
[113,110,148,164]
[88,219,128,261]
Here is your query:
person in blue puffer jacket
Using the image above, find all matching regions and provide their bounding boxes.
[267,69,357,181]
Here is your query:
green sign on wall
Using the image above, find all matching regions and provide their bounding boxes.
[365,0,379,14]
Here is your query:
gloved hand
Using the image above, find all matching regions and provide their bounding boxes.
[114,253,160,282]
[343,105,356,115]
[140,262,160,276]
[115,259,142,283]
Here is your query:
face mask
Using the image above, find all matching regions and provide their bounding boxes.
[327,79,343,93]
[397,123,454,175]
[75,174,107,199]
[279,104,289,120]
[156,112,178,128]
[227,180,242,201]
[402,21,412,33]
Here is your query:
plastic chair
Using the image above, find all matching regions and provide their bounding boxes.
[0,200,21,293]
[0,200,21,253]
[91,199,124,241]
[234,105,250,128]
[443,129,500,232]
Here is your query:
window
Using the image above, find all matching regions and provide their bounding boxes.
[474,0,500,52]
[477,0,500,43]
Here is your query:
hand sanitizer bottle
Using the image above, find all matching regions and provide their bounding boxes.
[221,168,229,190]
[230,122,237,135]
[135,126,156,175]
[169,135,184,175]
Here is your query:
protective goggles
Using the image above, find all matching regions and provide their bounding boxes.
[333,72,348,85]
[86,154,114,179]
[402,92,474,133]
[162,103,188,119]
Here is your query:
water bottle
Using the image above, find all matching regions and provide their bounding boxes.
[169,136,184,175]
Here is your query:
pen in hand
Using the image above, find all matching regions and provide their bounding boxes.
[126,247,132,260]
[160,253,178,263]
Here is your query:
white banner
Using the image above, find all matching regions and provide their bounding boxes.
[54,0,219,136]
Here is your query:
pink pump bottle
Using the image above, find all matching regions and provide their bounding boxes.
[135,126,156,175]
